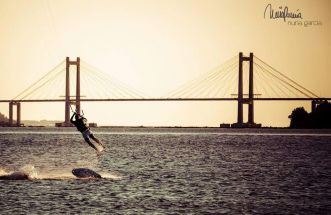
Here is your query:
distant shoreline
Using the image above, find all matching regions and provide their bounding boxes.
[1,126,331,135]
[1,125,289,129]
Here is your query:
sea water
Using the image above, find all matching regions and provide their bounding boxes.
[0,127,330,214]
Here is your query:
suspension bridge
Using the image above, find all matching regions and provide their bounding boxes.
[1,52,330,127]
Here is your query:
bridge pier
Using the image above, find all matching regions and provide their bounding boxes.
[237,52,244,124]
[64,57,80,127]
[232,52,261,128]
[9,102,13,125]
[311,100,326,112]
[248,53,254,124]
[8,101,21,127]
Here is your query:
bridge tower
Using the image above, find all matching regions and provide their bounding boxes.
[9,101,21,127]
[232,52,260,128]
[64,57,80,127]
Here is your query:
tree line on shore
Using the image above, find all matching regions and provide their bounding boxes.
[1,101,331,128]
[0,112,10,126]
[288,101,331,128]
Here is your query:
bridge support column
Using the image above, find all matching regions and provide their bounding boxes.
[311,100,325,112]
[237,53,243,125]
[76,57,81,116]
[232,52,260,128]
[8,101,21,127]
[311,100,317,112]
[65,57,70,126]
[64,57,81,127]
[9,102,13,126]
[248,52,254,124]
[16,102,21,127]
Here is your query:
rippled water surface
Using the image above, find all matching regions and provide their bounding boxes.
[0,127,330,214]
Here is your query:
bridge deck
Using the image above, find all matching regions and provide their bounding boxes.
[0,98,330,103]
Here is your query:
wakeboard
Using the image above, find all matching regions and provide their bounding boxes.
[94,142,105,153]
[72,168,102,179]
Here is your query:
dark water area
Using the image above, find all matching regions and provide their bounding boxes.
[0,127,330,214]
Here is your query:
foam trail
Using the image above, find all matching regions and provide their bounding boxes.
[1,165,121,180]
[35,171,76,180]
[0,168,9,176]
[20,165,38,178]
[100,172,123,180]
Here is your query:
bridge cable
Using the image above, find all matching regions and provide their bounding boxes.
[17,67,65,101]
[81,61,147,98]
[254,63,279,97]
[254,56,318,97]
[81,64,134,99]
[182,61,236,98]
[254,62,311,98]
[165,55,238,98]
[13,60,65,100]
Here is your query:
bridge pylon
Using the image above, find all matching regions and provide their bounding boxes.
[231,52,261,128]
[8,101,21,127]
[64,57,80,127]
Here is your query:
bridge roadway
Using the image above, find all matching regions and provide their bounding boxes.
[0,98,331,102]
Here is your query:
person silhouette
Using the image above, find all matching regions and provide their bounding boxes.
[70,112,104,152]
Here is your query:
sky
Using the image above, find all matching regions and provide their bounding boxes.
[0,0,330,127]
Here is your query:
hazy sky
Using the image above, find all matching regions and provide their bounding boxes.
[0,0,330,126]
